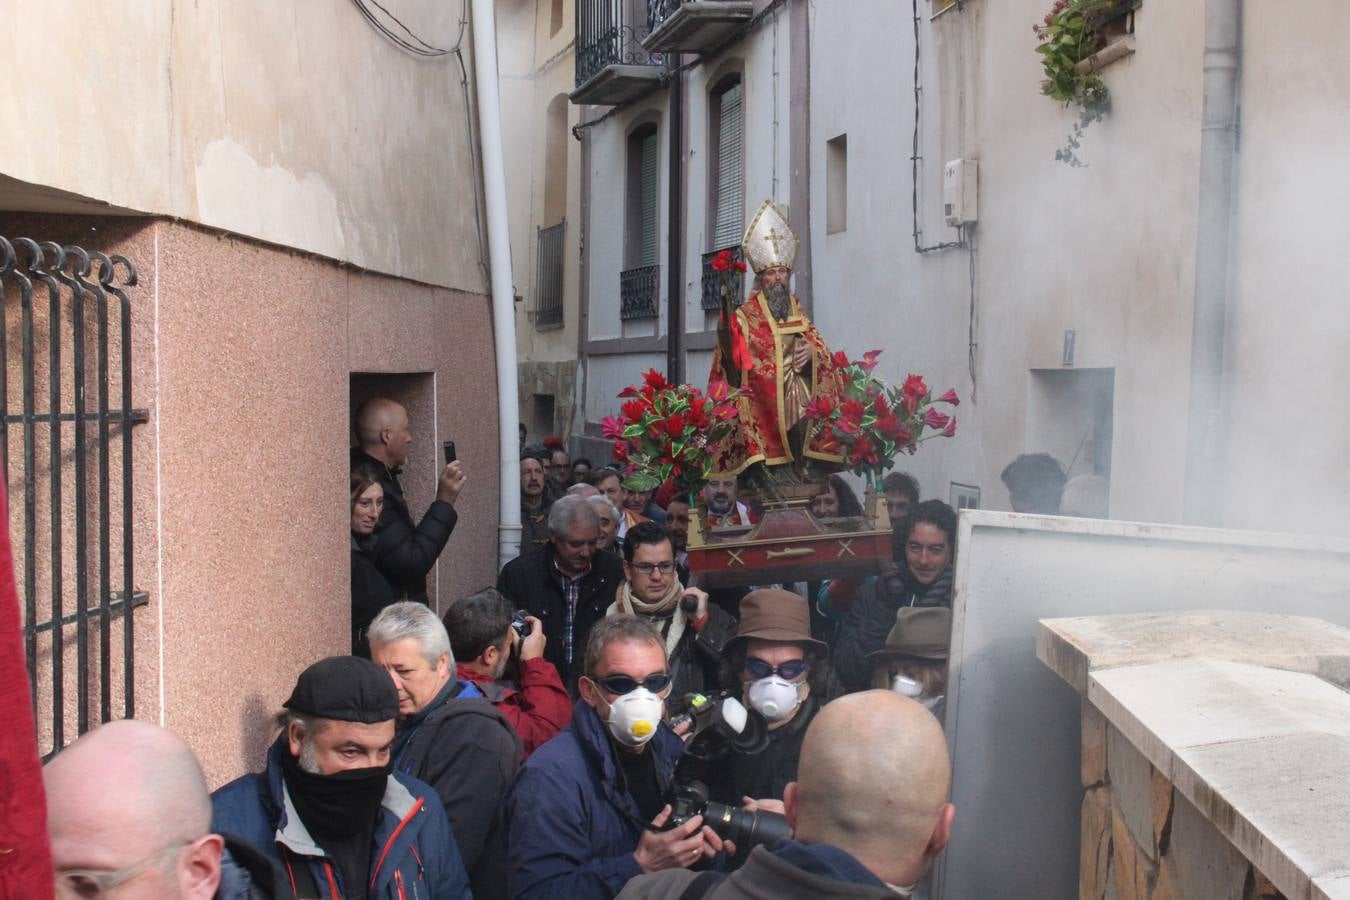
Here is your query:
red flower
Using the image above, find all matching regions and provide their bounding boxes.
[942,415,957,438]
[621,398,648,421]
[733,260,748,273]
[897,425,913,445]
[646,419,664,439]
[710,250,733,273]
[618,385,640,399]
[832,350,851,369]
[850,442,870,465]
[875,412,902,438]
[835,418,860,436]
[713,403,739,421]
[840,399,868,424]
[937,388,960,406]
[924,408,950,430]
[665,413,686,438]
[686,404,709,430]
[707,380,731,402]
[902,374,929,400]
[642,369,670,391]
[601,416,624,440]
[613,440,629,462]
[804,395,836,421]
[860,349,883,372]
[873,393,890,415]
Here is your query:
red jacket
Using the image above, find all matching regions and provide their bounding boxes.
[457,659,572,758]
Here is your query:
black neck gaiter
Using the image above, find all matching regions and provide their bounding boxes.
[280,750,390,842]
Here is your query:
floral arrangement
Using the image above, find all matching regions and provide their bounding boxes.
[602,370,742,494]
[805,349,958,480]
[1033,0,1114,167]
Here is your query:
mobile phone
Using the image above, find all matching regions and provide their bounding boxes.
[443,440,457,464]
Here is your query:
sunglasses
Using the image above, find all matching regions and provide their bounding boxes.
[593,673,672,695]
[744,658,809,681]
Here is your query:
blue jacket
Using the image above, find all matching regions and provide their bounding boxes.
[505,699,685,900]
[211,737,471,900]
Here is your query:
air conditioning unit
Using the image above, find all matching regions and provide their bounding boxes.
[943,158,978,227]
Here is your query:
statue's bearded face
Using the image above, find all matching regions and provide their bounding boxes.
[764,282,792,320]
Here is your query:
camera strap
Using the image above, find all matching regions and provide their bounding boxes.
[677,871,727,900]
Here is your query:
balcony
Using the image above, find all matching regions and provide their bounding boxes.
[573,0,664,106]
[645,0,754,54]
[620,264,660,320]
[700,245,746,312]
[532,221,565,328]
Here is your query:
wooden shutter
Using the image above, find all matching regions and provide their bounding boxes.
[712,82,744,250]
[638,130,659,267]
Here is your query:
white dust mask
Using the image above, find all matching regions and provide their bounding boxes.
[748,676,802,722]
[605,687,664,747]
[891,674,923,697]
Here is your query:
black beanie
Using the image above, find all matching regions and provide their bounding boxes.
[283,656,398,723]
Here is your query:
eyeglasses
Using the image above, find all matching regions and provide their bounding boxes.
[744,658,809,681]
[629,561,676,575]
[594,672,672,695]
[56,842,188,899]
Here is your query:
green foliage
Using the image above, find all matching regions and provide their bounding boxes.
[1034,0,1114,166]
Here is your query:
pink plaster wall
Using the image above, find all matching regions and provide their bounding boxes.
[1,213,500,786]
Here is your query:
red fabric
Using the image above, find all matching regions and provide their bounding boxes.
[0,484,53,897]
[826,576,866,613]
[457,659,572,759]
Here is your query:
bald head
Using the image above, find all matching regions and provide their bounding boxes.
[787,691,955,886]
[355,398,413,466]
[45,720,222,898]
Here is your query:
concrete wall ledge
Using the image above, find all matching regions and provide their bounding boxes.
[1039,610,1350,900]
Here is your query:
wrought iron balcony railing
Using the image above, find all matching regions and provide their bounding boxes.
[576,0,662,94]
[533,221,565,328]
[620,264,660,320]
[700,245,746,311]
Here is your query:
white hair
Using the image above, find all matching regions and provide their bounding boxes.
[586,494,621,522]
[367,601,454,668]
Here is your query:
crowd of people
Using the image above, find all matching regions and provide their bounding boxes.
[46,398,1106,899]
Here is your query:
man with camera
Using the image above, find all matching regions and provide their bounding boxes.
[351,397,467,604]
[618,690,956,899]
[368,602,522,900]
[446,587,572,758]
[505,615,733,899]
[610,522,735,719]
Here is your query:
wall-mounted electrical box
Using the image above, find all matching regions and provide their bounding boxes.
[943,158,978,226]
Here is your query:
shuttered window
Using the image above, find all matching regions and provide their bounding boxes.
[711,80,744,250]
[638,130,659,266]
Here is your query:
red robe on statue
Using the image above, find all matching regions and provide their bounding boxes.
[708,291,845,476]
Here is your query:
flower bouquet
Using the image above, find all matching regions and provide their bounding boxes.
[806,349,959,483]
[602,370,742,495]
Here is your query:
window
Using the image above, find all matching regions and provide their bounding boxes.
[708,76,744,250]
[543,95,569,227]
[625,123,660,268]
[826,133,847,235]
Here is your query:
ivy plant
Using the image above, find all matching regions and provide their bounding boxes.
[1034,0,1115,167]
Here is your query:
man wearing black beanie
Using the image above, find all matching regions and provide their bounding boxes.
[211,656,472,899]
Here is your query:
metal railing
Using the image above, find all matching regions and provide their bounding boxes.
[577,0,662,87]
[0,236,147,759]
[534,221,565,328]
[700,244,746,311]
[620,264,660,320]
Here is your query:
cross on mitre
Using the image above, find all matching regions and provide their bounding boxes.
[764,227,787,255]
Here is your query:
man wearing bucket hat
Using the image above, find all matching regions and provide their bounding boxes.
[706,589,836,810]
[869,607,952,724]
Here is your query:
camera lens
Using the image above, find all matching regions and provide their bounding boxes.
[701,801,793,850]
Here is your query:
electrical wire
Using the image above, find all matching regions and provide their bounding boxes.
[911,0,964,254]
[350,0,461,56]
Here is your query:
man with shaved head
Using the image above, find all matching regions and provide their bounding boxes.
[618,691,955,899]
[44,719,285,899]
[351,397,467,608]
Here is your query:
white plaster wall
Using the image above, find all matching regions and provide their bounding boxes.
[0,0,485,292]
[811,0,1206,518]
[586,353,668,425]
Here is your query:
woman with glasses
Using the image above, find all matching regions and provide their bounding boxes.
[351,464,395,657]
[607,522,735,720]
[707,588,837,813]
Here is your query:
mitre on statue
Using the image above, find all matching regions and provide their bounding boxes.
[741,200,799,274]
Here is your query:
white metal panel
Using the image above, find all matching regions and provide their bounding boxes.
[712,82,744,249]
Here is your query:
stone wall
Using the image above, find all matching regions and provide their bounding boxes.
[1078,699,1285,900]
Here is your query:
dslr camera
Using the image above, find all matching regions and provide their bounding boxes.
[510,609,530,641]
[661,692,792,850]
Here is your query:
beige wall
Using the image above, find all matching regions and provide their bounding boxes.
[0,0,485,293]
[2,213,498,785]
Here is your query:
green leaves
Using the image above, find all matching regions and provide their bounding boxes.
[1033,0,1114,165]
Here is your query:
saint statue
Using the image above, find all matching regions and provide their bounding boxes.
[708,201,845,488]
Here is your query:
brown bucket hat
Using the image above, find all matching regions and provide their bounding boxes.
[869,607,952,662]
[730,588,828,652]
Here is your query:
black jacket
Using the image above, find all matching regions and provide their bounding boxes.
[706,695,819,807]
[351,448,458,604]
[497,546,624,687]
[661,605,736,718]
[351,534,396,657]
[392,678,523,900]
[832,566,953,691]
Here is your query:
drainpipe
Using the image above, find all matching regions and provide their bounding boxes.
[666,58,686,383]
[1182,0,1241,525]
[471,0,522,566]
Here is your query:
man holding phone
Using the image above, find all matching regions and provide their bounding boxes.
[351,397,467,604]
[445,588,572,757]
